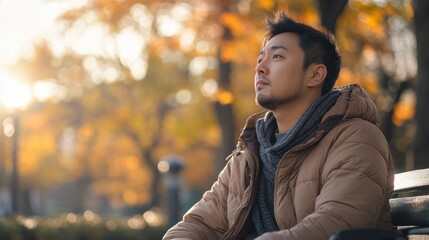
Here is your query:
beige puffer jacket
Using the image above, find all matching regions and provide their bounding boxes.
[163,84,395,240]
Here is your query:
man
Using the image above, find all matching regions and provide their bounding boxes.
[163,11,394,240]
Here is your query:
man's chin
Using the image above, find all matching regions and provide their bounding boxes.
[256,97,277,110]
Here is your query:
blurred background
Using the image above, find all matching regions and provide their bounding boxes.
[0,0,428,238]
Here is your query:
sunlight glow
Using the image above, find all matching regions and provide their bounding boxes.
[127,216,145,230]
[67,17,109,56]
[156,3,191,37]
[157,161,170,173]
[351,0,389,7]
[66,213,78,223]
[157,15,183,37]
[130,4,153,29]
[0,0,88,65]
[23,218,38,229]
[189,57,208,76]
[117,27,148,80]
[201,79,218,97]
[83,210,101,224]
[117,27,146,64]
[143,210,163,227]
[0,71,32,110]
[176,89,192,104]
[105,220,117,231]
[196,41,212,54]
[3,117,15,137]
[32,80,64,102]
[179,30,196,51]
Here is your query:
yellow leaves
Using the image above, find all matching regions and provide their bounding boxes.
[393,102,414,126]
[4,0,417,213]
[393,90,415,127]
[21,135,55,175]
[220,41,235,62]
[220,34,261,64]
[205,127,220,147]
[219,13,262,63]
[182,146,215,189]
[100,154,150,206]
[361,78,378,95]
[336,68,356,86]
[123,189,139,205]
[358,12,385,40]
[213,89,234,105]
[404,4,414,20]
[256,0,276,11]
[336,68,379,95]
[220,13,245,37]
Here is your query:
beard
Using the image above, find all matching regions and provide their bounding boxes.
[256,93,281,110]
[255,81,304,110]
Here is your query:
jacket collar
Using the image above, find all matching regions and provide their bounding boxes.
[237,84,379,149]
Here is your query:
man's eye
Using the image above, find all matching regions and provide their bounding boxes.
[273,54,282,59]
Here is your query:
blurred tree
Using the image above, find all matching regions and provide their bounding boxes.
[9,0,221,213]
[412,0,429,169]
[317,0,348,33]
[333,0,416,171]
[3,0,420,216]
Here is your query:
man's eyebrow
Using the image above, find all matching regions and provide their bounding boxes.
[259,45,289,55]
[270,45,288,51]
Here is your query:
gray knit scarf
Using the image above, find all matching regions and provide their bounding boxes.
[251,91,341,237]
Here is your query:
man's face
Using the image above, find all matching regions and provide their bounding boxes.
[255,32,307,110]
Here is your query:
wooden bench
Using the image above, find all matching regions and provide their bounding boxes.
[330,168,429,240]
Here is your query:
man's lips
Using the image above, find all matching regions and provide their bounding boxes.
[256,79,269,89]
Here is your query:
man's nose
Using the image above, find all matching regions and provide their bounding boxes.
[255,60,268,75]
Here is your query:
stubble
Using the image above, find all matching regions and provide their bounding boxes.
[255,75,305,111]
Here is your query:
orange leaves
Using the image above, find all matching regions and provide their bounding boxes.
[218,11,263,64]
[3,0,418,212]
[404,4,414,20]
[393,102,414,126]
[336,68,379,95]
[123,189,139,205]
[358,11,385,40]
[220,13,245,37]
[220,41,236,62]
[256,0,276,11]
[393,90,415,127]
[214,89,235,105]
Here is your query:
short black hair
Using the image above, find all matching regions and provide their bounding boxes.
[264,11,341,95]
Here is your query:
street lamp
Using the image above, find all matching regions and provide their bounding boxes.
[158,156,185,228]
[0,71,32,214]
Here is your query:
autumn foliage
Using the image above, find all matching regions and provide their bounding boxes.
[0,0,416,216]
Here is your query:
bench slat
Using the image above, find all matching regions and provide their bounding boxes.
[394,168,429,192]
[390,195,429,226]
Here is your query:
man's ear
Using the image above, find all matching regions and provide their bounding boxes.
[306,64,327,87]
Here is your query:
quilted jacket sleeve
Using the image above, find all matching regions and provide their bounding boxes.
[256,120,394,240]
[163,159,233,240]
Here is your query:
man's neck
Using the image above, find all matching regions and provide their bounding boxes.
[273,96,319,133]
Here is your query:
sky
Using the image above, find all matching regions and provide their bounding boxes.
[0,0,87,109]
[0,0,54,65]
[0,0,87,66]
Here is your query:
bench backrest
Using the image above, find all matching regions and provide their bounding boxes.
[390,168,429,227]
[329,168,429,240]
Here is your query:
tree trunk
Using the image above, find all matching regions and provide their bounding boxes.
[412,0,429,169]
[317,0,349,33]
[213,25,236,177]
[131,102,170,209]
[143,149,161,208]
